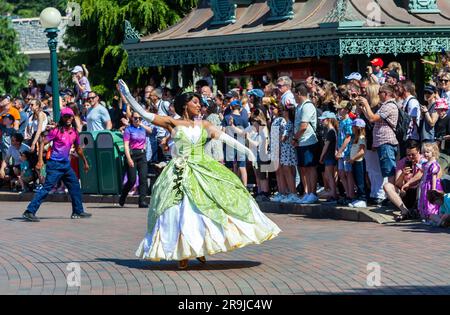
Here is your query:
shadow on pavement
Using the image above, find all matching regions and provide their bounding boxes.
[385,222,450,234]
[6,216,69,221]
[314,285,450,295]
[96,258,261,271]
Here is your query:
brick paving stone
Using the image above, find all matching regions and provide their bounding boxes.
[2,201,450,294]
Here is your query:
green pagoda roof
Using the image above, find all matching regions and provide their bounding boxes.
[124,0,450,68]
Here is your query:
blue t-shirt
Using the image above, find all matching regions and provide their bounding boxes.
[338,118,353,158]
[18,111,29,135]
[142,120,158,163]
[222,112,249,130]
[86,105,111,131]
[0,125,15,156]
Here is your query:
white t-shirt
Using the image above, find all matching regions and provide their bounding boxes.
[403,95,420,141]
[6,143,30,166]
[294,100,318,147]
[281,91,297,108]
[350,136,366,162]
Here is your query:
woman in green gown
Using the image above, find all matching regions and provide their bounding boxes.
[118,80,281,269]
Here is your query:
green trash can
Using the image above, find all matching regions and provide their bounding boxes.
[79,131,101,194]
[96,131,125,195]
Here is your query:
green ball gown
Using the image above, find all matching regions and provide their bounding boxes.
[135,125,281,261]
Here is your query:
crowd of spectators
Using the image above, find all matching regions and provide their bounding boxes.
[3,54,450,226]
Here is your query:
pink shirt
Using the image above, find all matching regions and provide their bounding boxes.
[396,155,426,188]
[46,127,79,162]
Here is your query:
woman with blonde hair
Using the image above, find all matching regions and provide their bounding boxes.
[387,61,404,80]
[357,84,387,205]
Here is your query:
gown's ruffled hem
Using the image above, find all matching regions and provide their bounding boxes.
[135,197,281,261]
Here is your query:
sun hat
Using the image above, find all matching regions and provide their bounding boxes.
[71,65,83,73]
[335,100,352,110]
[318,111,337,120]
[345,72,362,81]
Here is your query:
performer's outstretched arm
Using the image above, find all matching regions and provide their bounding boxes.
[118,79,174,130]
[204,121,257,168]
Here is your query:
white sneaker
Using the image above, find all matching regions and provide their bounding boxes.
[316,186,325,194]
[303,194,318,204]
[351,200,367,208]
[281,194,300,204]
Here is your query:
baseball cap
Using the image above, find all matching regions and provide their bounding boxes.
[247,89,264,98]
[352,118,366,128]
[71,65,83,73]
[345,72,362,81]
[229,100,242,107]
[60,88,74,97]
[435,98,449,110]
[370,58,384,68]
[386,70,400,81]
[2,114,15,122]
[61,107,75,117]
[424,85,438,94]
[318,111,337,120]
[335,100,352,110]
[225,90,239,99]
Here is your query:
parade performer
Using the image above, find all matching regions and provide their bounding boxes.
[22,107,92,222]
[118,80,280,269]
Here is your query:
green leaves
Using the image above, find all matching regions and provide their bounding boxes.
[61,0,198,99]
[0,0,29,95]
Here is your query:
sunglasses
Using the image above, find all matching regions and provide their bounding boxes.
[87,96,97,100]
[63,114,73,119]
[440,79,449,83]
[133,117,142,121]
[276,84,285,89]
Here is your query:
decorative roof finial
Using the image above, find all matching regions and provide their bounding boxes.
[123,20,141,44]
[408,0,440,14]
[267,0,295,22]
[322,0,359,23]
[210,0,237,26]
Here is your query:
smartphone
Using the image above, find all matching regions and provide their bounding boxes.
[405,160,413,168]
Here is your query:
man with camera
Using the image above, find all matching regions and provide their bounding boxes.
[382,140,426,222]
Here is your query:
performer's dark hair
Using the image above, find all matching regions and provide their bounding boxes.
[174,92,201,116]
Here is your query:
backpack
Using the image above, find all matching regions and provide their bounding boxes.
[383,101,411,143]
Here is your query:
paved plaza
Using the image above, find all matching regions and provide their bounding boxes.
[1,201,450,295]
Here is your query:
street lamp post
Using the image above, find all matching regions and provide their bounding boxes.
[40,7,62,122]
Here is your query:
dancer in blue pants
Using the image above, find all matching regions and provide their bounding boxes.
[22,107,92,222]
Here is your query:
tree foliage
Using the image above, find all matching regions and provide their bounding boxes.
[61,0,198,98]
[6,0,66,18]
[0,0,29,95]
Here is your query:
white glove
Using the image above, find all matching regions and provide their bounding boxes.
[219,132,258,169]
[118,79,155,123]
